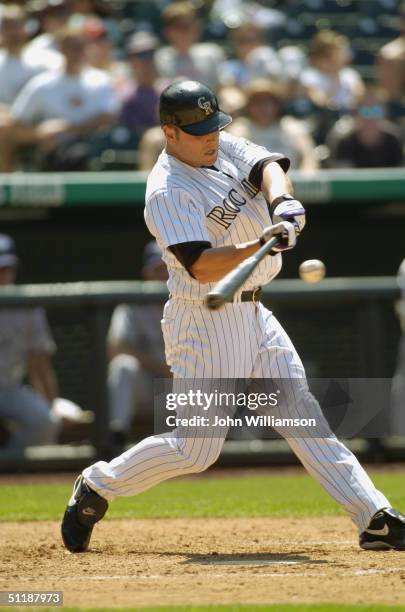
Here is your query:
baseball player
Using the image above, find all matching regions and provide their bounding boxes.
[0,234,88,448]
[107,241,170,449]
[61,80,405,552]
[0,234,59,448]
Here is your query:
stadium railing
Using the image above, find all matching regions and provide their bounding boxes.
[0,167,404,207]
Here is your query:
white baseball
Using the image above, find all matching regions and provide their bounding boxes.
[299,259,326,283]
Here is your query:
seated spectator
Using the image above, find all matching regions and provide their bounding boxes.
[217,85,247,120]
[219,21,281,88]
[23,0,69,70]
[376,0,405,119]
[155,1,225,91]
[118,31,161,138]
[70,0,105,16]
[277,45,309,114]
[326,89,404,168]
[300,30,365,113]
[228,79,319,171]
[0,5,54,110]
[82,15,113,70]
[107,241,170,449]
[82,16,128,95]
[0,234,59,449]
[138,126,166,171]
[0,24,119,171]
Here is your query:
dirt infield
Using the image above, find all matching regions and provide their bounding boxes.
[1,517,405,608]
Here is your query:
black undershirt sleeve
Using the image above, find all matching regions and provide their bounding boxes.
[248,155,290,191]
[169,241,212,278]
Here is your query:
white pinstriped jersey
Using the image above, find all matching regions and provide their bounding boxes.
[86,134,392,529]
[144,131,287,301]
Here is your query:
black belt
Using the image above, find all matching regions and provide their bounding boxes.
[240,287,262,302]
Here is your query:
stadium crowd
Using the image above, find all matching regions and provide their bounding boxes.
[0,0,403,172]
[0,0,404,453]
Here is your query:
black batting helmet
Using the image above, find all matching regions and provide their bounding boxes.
[159,80,232,136]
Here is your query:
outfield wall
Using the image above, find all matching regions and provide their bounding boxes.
[0,169,404,283]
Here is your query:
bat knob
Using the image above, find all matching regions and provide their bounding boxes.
[205,292,224,310]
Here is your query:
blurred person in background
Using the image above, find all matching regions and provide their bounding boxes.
[137,126,166,171]
[301,30,365,112]
[300,30,365,143]
[155,1,225,91]
[391,258,405,436]
[217,84,247,120]
[0,234,59,450]
[118,30,161,139]
[376,0,405,120]
[82,15,127,94]
[277,45,310,116]
[82,15,113,71]
[219,21,281,88]
[70,0,106,16]
[228,78,319,171]
[0,4,56,111]
[0,24,119,171]
[326,88,403,168]
[107,241,170,450]
[24,0,69,68]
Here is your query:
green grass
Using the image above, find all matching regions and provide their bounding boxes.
[1,471,405,522]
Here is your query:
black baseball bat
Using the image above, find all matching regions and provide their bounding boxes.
[205,236,279,310]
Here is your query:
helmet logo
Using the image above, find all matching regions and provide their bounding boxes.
[198,97,213,115]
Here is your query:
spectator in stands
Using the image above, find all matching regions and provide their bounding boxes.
[118,31,161,138]
[138,126,166,171]
[82,15,127,95]
[0,234,59,450]
[376,0,405,117]
[107,241,170,449]
[70,0,105,16]
[0,5,55,109]
[228,79,319,171]
[299,29,365,144]
[219,21,281,88]
[326,88,403,168]
[82,16,112,71]
[155,1,225,91]
[23,0,69,70]
[217,85,247,120]
[300,30,365,113]
[0,24,119,171]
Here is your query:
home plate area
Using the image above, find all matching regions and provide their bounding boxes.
[1,517,405,607]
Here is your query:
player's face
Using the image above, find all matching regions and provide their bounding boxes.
[164,126,219,167]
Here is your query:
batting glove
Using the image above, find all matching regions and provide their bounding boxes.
[260,220,296,253]
[270,194,306,236]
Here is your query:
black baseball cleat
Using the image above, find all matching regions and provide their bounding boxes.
[359,507,405,550]
[61,475,108,552]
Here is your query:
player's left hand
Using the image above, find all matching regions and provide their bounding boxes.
[261,220,296,252]
[270,194,306,236]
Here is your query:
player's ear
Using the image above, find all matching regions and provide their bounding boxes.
[163,124,180,144]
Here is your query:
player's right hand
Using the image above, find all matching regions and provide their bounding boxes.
[261,221,296,252]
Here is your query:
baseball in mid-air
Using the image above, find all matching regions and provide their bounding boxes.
[299,259,326,283]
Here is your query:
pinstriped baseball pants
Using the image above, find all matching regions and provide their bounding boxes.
[83,299,389,532]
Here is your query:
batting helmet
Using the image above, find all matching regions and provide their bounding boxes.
[159,80,232,136]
